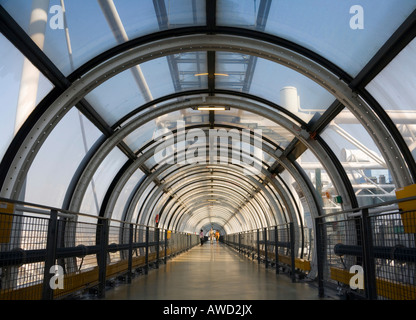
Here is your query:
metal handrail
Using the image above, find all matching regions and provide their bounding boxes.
[0,196,176,233]
[316,195,416,219]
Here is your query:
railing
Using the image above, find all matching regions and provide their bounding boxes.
[223,223,313,282]
[0,198,198,300]
[2,195,415,300]
[315,196,416,300]
[224,196,416,300]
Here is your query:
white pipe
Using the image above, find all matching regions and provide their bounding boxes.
[300,162,385,170]
[333,110,416,124]
[97,0,153,102]
[14,0,50,134]
[331,123,386,167]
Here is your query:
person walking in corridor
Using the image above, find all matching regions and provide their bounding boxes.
[199,229,204,246]
[209,228,214,244]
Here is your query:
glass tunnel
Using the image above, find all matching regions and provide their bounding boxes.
[0,0,416,301]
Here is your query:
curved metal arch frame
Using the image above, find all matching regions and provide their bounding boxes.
[148,181,254,226]
[127,149,312,239]
[1,31,412,217]
[163,172,282,218]
[0,82,348,252]
[177,188,249,215]
[178,207,239,234]
[173,193,247,230]
[0,33,368,220]
[148,149,278,200]
[138,156,282,231]
[103,100,349,230]
[162,179,265,220]
[127,145,270,223]
[189,213,234,235]
[169,183,268,232]
[68,94,355,229]
[70,114,326,254]
[69,27,414,183]
[157,180,275,231]
[76,33,412,188]
[0,13,412,281]
[138,159,279,231]
[4,33,403,242]
[122,128,304,231]
[148,143,273,176]
[174,201,253,234]
[76,104,304,230]
[154,169,285,231]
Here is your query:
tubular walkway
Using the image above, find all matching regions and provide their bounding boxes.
[101,241,325,300]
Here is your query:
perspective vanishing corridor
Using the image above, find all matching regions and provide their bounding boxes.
[0,0,416,303]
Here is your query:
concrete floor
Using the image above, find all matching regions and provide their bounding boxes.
[102,241,330,300]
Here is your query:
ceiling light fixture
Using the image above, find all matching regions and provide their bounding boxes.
[197,107,226,111]
[194,73,229,77]
[193,106,230,111]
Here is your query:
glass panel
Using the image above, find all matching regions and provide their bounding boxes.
[264,184,287,222]
[217,0,416,76]
[124,109,209,154]
[131,181,156,223]
[112,169,145,221]
[79,148,128,217]
[366,38,416,162]
[296,149,339,215]
[85,66,149,126]
[145,129,270,175]
[0,33,54,161]
[124,121,158,154]
[216,52,335,123]
[1,0,206,75]
[24,108,102,208]
[85,53,207,126]
[321,109,395,206]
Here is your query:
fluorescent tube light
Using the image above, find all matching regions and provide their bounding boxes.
[197,107,226,111]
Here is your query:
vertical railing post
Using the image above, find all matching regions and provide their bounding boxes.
[238,233,241,253]
[289,222,296,282]
[275,226,279,274]
[145,226,149,275]
[42,209,58,300]
[156,227,160,269]
[127,223,133,284]
[264,228,268,268]
[361,208,377,300]
[248,232,250,258]
[98,218,109,299]
[315,217,325,298]
[164,229,168,264]
[257,229,260,264]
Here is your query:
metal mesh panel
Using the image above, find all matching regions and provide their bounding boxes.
[72,219,99,272]
[108,223,122,263]
[368,210,416,300]
[0,213,49,300]
[316,207,416,300]
[0,201,198,300]
[133,225,147,258]
[316,214,364,296]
